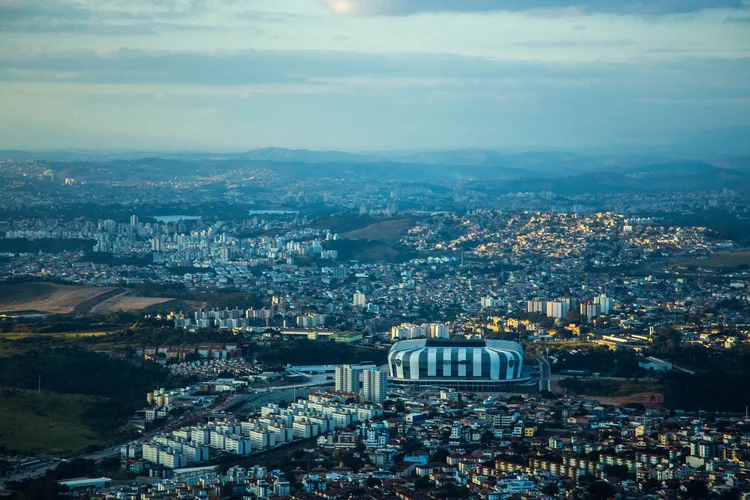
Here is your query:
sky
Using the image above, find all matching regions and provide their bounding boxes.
[0,0,749,152]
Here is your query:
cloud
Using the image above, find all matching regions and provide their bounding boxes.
[322,0,746,16]
[0,48,618,86]
[0,0,249,33]
[234,9,306,22]
[1,48,748,151]
[1,48,748,113]
[0,0,91,29]
[185,107,217,115]
[512,39,635,48]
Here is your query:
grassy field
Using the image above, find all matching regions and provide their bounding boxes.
[0,331,112,341]
[310,214,375,233]
[342,217,418,243]
[0,388,106,454]
[324,239,406,262]
[671,251,750,269]
[0,331,115,358]
[140,298,202,314]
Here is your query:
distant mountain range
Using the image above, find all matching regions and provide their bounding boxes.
[1,148,749,194]
[475,164,750,196]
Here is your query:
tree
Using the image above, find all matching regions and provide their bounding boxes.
[587,481,614,500]
[480,430,494,446]
[651,327,681,353]
[441,429,451,444]
[577,474,596,486]
[414,476,432,489]
[542,482,559,496]
[402,439,423,454]
[436,484,470,498]
[566,309,582,325]
[355,438,366,453]
[540,389,558,400]
[642,478,660,492]
[431,448,450,463]
[685,480,708,499]
[366,477,382,488]
[602,464,630,479]
[720,489,740,500]
[338,452,364,472]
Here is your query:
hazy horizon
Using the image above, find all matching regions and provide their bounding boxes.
[1,0,749,151]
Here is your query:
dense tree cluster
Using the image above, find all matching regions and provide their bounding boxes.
[250,339,388,367]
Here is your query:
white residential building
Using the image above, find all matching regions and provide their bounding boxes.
[361,368,387,404]
[352,292,366,307]
[334,364,361,393]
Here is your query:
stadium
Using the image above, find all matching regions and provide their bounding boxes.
[387,339,533,391]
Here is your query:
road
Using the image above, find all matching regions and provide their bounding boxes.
[551,374,658,382]
[537,356,551,392]
[4,445,121,482]
[213,376,332,414]
[4,429,160,482]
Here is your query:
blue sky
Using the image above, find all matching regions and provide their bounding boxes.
[1,0,748,151]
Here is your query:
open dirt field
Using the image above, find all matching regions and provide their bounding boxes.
[581,392,666,409]
[89,293,175,313]
[0,283,181,315]
[0,283,117,315]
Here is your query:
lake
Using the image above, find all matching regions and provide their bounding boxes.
[154,215,202,223]
[247,210,298,215]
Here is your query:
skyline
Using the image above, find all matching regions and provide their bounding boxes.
[1,0,749,151]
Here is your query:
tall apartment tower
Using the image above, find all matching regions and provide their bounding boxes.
[334,365,362,393]
[386,199,398,216]
[527,298,545,314]
[361,368,387,404]
[580,302,601,323]
[595,294,613,315]
[429,323,450,339]
[546,299,570,319]
[352,292,366,307]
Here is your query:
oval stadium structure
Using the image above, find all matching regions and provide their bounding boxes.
[387,339,532,390]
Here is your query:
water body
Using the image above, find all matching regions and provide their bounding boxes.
[154,215,202,223]
[247,210,298,215]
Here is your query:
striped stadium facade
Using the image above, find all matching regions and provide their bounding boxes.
[387,339,532,390]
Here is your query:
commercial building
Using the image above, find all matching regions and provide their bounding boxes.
[58,478,112,491]
[329,331,364,344]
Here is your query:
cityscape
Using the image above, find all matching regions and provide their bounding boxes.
[1,149,749,500]
[1,1,750,500]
